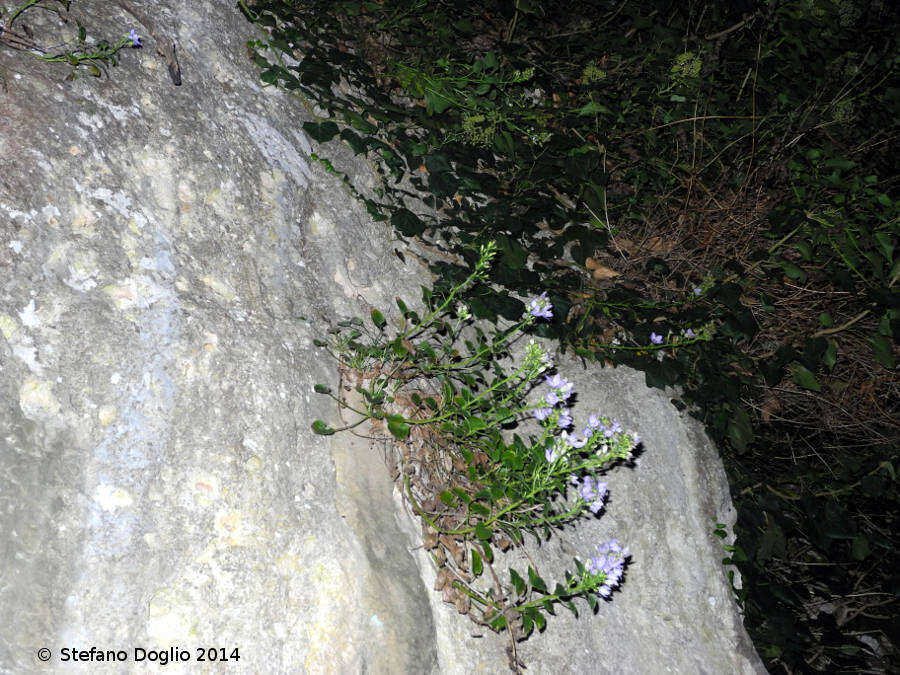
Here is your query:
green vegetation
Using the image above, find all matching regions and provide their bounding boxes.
[11,0,893,670]
[311,242,637,669]
[241,1,898,670]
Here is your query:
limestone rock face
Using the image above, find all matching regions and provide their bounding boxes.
[0,2,765,673]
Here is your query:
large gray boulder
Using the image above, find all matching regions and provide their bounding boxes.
[0,1,765,673]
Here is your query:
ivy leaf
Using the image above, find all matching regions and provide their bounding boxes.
[303,121,340,143]
[789,361,821,391]
[823,339,838,371]
[780,260,807,282]
[870,334,895,369]
[342,109,377,134]
[726,406,754,451]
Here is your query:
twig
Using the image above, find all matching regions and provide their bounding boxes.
[705,13,755,41]
[810,309,870,338]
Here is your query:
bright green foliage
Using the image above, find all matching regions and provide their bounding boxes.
[309,243,636,656]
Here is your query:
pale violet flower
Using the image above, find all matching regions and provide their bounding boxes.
[587,413,602,429]
[579,476,608,514]
[683,328,696,338]
[545,374,574,401]
[545,390,561,406]
[693,287,702,296]
[557,410,573,429]
[128,29,142,47]
[533,406,552,421]
[529,292,553,320]
[545,441,565,463]
[563,431,587,449]
[587,539,630,596]
[456,302,471,321]
[650,332,663,345]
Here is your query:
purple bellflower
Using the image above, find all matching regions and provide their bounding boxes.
[528,292,553,320]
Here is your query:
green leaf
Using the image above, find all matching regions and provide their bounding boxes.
[471,548,483,576]
[425,397,439,410]
[818,312,833,328]
[313,383,332,394]
[509,568,526,596]
[824,158,855,170]
[371,309,387,330]
[340,129,369,155]
[577,101,611,116]
[466,416,487,434]
[874,232,894,262]
[387,416,410,439]
[303,121,340,143]
[481,540,493,564]
[342,110,377,134]
[823,339,837,371]
[521,612,534,637]
[425,153,452,174]
[851,535,870,561]
[439,490,456,506]
[789,361,821,391]
[311,420,335,435]
[474,522,492,541]
[726,406,754,451]
[780,260,807,282]
[528,567,547,593]
[870,334,896,369]
[794,240,813,261]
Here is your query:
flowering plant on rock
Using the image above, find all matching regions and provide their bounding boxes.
[312,241,638,664]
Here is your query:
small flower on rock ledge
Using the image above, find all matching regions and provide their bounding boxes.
[128,28,142,47]
[528,292,553,320]
[587,539,630,597]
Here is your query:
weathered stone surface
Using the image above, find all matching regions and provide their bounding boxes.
[0,1,765,673]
